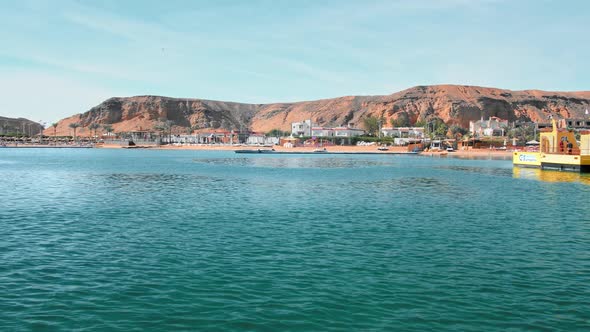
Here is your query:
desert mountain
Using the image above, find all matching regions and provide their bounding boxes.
[0,116,44,136]
[45,85,590,136]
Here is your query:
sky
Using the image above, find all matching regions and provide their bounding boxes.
[1,0,589,124]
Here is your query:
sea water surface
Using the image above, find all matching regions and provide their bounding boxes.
[1,148,589,331]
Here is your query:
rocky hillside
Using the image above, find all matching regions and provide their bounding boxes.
[46,85,590,136]
[0,116,44,136]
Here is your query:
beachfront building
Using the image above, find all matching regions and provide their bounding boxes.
[170,134,200,144]
[246,134,279,145]
[311,127,335,137]
[280,136,300,148]
[469,116,508,137]
[559,118,590,130]
[333,127,365,137]
[191,130,240,144]
[246,134,265,145]
[381,127,425,139]
[291,120,312,136]
[124,130,156,142]
[292,121,364,138]
[513,120,552,133]
[535,122,553,130]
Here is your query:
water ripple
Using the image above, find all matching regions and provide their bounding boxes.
[1,149,589,331]
[194,156,395,169]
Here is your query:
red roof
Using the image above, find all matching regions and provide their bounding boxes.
[333,127,363,131]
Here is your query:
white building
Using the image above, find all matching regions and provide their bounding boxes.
[311,127,334,137]
[333,127,365,137]
[469,116,508,137]
[246,134,279,145]
[560,118,590,130]
[381,127,425,139]
[170,134,198,144]
[291,120,312,136]
[246,134,265,145]
[292,120,364,138]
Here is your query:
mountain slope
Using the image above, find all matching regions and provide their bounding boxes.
[0,116,44,136]
[45,85,590,136]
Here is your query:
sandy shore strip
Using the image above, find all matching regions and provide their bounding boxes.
[97,143,514,158]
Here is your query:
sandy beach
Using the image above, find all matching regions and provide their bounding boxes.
[96,143,514,158]
[2,142,514,158]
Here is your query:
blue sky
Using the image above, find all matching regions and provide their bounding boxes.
[1,0,589,124]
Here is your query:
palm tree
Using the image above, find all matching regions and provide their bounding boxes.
[153,121,170,145]
[362,116,380,136]
[69,123,80,143]
[103,125,113,135]
[166,120,174,143]
[52,123,58,145]
[89,123,100,142]
[102,124,113,141]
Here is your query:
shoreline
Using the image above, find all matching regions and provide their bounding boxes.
[100,144,514,158]
[2,143,515,158]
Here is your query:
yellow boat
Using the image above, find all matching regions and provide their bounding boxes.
[513,119,590,172]
[513,167,590,185]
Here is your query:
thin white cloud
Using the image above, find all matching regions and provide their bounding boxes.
[61,3,254,52]
[267,57,351,85]
[63,10,172,42]
[0,50,138,81]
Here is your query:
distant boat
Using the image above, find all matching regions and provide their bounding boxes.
[235,149,276,154]
[377,146,389,151]
[313,148,327,153]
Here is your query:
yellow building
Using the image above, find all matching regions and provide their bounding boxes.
[513,119,590,172]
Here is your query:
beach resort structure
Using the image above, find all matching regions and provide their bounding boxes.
[292,120,365,138]
[559,118,590,130]
[333,127,365,137]
[291,120,312,136]
[311,127,334,137]
[246,134,279,145]
[512,118,590,135]
[381,127,425,139]
[309,126,365,137]
[162,131,281,145]
[470,116,508,137]
[142,131,243,145]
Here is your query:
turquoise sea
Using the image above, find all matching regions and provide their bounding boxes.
[1,148,589,331]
